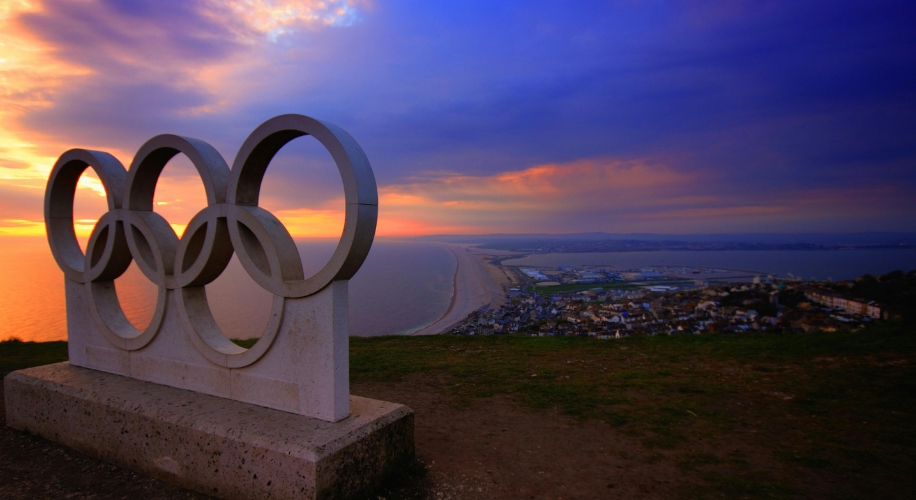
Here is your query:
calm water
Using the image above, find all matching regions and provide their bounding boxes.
[502,249,916,281]
[0,239,455,342]
[6,242,914,343]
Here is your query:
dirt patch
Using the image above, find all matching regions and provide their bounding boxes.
[0,360,905,500]
[0,372,739,500]
[359,378,690,500]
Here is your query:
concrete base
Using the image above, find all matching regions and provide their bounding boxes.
[4,363,414,500]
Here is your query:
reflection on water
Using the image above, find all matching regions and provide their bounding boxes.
[205,255,272,340]
[5,240,913,344]
[114,263,158,330]
[0,239,455,342]
[1,240,68,342]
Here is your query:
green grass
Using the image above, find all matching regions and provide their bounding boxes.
[3,323,915,499]
[231,338,259,348]
[348,322,916,499]
[0,338,67,375]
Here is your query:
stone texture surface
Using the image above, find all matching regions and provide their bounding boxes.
[4,363,414,500]
[66,278,350,421]
[46,115,380,423]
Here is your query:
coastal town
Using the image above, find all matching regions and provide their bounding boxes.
[447,258,912,338]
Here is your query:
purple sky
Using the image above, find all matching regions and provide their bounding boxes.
[1,0,914,237]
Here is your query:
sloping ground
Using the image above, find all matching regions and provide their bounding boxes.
[357,324,916,499]
[2,324,915,499]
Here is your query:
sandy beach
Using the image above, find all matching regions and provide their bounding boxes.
[411,244,506,335]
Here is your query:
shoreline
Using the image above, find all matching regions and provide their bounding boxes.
[410,244,505,336]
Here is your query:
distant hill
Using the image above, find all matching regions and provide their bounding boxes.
[413,232,916,249]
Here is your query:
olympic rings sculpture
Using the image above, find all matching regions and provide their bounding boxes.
[45,114,377,368]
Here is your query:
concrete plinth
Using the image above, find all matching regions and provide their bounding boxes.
[4,363,414,500]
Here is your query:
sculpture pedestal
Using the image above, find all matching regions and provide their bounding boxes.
[4,363,414,500]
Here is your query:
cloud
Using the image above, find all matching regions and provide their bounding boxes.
[218,0,366,36]
[2,0,370,150]
[0,0,369,233]
[375,158,697,234]
[1,0,915,239]
[387,159,691,207]
[375,157,916,234]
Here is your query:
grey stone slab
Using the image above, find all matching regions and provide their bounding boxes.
[4,362,414,500]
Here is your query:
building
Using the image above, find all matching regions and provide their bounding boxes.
[804,286,882,319]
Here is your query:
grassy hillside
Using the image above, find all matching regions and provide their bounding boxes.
[351,324,916,498]
[3,324,914,499]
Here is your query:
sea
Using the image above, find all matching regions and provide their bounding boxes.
[2,240,915,343]
[501,249,916,281]
[0,239,456,343]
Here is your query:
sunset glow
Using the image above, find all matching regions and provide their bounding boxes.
[0,0,913,240]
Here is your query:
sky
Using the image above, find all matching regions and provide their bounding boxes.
[1,0,915,240]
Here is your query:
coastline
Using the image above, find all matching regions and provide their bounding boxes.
[411,244,506,335]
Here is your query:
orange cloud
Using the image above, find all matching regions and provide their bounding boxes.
[0,0,372,245]
[0,2,91,197]
[4,155,914,241]
[273,207,345,238]
[384,158,692,208]
[371,158,700,234]
[0,219,44,237]
[369,158,916,235]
